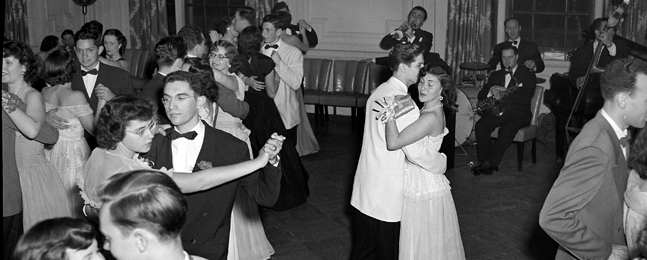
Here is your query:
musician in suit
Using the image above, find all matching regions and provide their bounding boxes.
[272,1,318,48]
[539,58,647,260]
[488,17,545,73]
[144,71,282,260]
[46,28,133,148]
[380,6,433,55]
[472,45,536,175]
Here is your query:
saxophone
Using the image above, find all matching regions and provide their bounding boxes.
[474,66,519,117]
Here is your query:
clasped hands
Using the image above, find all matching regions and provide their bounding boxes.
[260,133,285,165]
[46,84,115,129]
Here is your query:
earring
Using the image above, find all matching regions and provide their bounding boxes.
[439,96,443,101]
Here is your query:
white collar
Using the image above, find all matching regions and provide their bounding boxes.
[82,61,100,72]
[601,108,628,140]
[174,119,205,136]
[389,76,409,93]
[509,38,521,43]
[183,251,191,260]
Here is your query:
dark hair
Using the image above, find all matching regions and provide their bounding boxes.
[211,40,241,73]
[501,44,519,55]
[103,29,127,55]
[277,12,293,27]
[387,43,423,72]
[98,170,187,242]
[600,58,647,100]
[154,36,187,68]
[13,217,98,260]
[61,29,74,39]
[419,65,457,110]
[42,49,76,86]
[236,7,257,27]
[216,16,234,35]
[39,35,59,52]
[74,28,102,47]
[164,70,211,99]
[182,57,219,102]
[177,25,205,51]
[97,95,156,150]
[237,26,263,57]
[629,128,647,179]
[272,1,290,14]
[80,20,103,38]
[3,40,40,86]
[590,17,610,32]
[504,17,521,27]
[410,6,428,21]
[262,14,288,31]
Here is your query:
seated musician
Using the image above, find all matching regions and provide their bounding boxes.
[488,17,544,73]
[471,45,537,175]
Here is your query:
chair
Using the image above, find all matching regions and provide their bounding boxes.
[318,60,369,125]
[356,63,391,125]
[123,49,157,94]
[490,86,545,171]
[302,58,333,126]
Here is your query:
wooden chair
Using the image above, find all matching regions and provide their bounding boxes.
[302,58,333,126]
[490,86,545,171]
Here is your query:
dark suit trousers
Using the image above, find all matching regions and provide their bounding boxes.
[475,110,531,166]
[3,212,22,260]
[350,208,400,260]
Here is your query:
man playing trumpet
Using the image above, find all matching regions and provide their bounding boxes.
[471,45,537,175]
[379,6,434,55]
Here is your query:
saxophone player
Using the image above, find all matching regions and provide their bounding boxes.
[471,45,537,176]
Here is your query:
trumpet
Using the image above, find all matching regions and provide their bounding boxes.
[474,66,519,117]
[392,22,415,40]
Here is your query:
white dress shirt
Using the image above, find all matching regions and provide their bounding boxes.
[350,77,420,222]
[593,40,617,57]
[261,39,303,129]
[601,109,628,159]
[82,62,100,98]
[171,121,206,172]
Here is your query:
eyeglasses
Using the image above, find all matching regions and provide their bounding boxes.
[208,53,227,61]
[126,121,157,137]
[161,94,195,106]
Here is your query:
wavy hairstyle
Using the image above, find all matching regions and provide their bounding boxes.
[600,58,647,100]
[211,40,241,73]
[42,48,76,86]
[103,29,127,55]
[387,43,423,73]
[39,35,59,52]
[98,170,188,241]
[3,40,40,86]
[419,64,457,111]
[237,26,263,58]
[96,95,156,150]
[13,217,98,260]
[182,57,219,102]
[629,128,647,179]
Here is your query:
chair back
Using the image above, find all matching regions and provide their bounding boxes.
[304,58,332,92]
[332,60,368,93]
[529,86,545,126]
[123,49,156,79]
[364,63,392,95]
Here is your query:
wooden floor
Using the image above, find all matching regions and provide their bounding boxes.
[260,114,561,260]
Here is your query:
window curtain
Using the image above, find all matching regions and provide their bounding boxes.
[603,0,647,46]
[245,0,277,27]
[445,0,493,83]
[4,0,29,43]
[129,0,169,50]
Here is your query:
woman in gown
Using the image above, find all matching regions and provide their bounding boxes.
[41,49,98,217]
[77,95,283,217]
[238,26,310,211]
[383,66,465,259]
[2,40,71,230]
[206,39,274,260]
[625,128,647,259]
[99,29,129,71]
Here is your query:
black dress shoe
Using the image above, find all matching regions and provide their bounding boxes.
[490,164,499,172]
[471,165,482,176]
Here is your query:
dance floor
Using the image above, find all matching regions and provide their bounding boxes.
[261,114,561,259]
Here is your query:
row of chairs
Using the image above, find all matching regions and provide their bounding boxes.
[303,58,392,126]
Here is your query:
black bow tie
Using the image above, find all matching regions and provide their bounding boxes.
[509,40,518,45]
[620,136,630,148]
[168,130,198,140]
[264,44,279,50]
[81,69,98,76]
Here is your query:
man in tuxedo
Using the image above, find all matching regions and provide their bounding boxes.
[46,27,133,148]
[488,17,545,73]
[272,1,318,48]
[472,45,536,175]
[177,25,207,59]
[540,58,647,260]
[350,43,424,260]
[233,6,256,33]
[3,87,59,259]
[144,71,282,260]
[261,14,304,147]
[380,6,433,55]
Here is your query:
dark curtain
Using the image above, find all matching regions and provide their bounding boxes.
[129,0,169,50]
[4,0,29,43]
[245,0,277,26]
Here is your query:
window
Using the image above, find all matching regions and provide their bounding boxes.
[166,0,246,36]
[509,0,593,50]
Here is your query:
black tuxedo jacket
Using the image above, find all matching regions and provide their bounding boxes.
[288,24,318,48]
[568,39,628,86]
[380,28,434,54]
[488,39,545,73]
[71,62,134,112]
[144,122,281,260]
[138,72,169,124]
[478,65,537,119]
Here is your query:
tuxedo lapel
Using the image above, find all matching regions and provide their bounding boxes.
[71,72,89,98]
[191,121,216,172]
[594,113,629,200]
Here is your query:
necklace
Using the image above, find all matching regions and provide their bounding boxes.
[420,104,443,113]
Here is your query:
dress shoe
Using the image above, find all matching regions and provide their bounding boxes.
[471,164,482,176]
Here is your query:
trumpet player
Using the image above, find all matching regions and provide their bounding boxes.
[379,6,433,55]
[471,45,537,176]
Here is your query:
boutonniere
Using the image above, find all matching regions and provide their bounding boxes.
[197,161,213,170]
[518,83,523,87]
[418,37,422,43]
[136,155,155,168]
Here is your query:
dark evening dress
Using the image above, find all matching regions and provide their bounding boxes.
[239,53,310,211]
